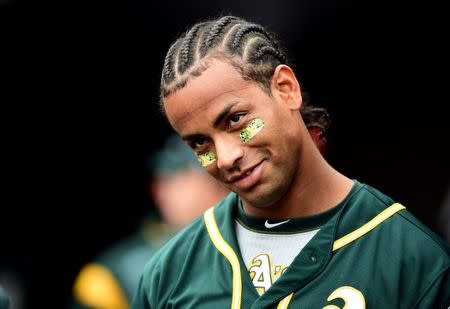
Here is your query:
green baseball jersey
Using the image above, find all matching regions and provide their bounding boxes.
[70,215,174,309]
[131,181,450,308]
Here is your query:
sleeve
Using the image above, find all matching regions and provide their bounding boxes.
[71,263,129,309]
[130,275,152,309]
[413,266,449,309]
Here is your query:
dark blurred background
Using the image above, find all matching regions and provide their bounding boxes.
[1,0,448,308]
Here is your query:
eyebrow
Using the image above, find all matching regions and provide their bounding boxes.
[213,101,239,128]
[182,101,240,142]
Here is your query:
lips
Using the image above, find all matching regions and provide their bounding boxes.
[228,169,252,182]
[229,161,264,191]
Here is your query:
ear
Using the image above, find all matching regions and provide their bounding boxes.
[271,64,302,110]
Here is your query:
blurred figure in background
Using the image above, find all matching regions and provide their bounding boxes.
[0,268,24,309]
[68,134,229,309]
[148,134,231,231]
[0,285,10,309]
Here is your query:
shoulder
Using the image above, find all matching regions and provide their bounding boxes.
[388,208,450,308]
[341,181,449,264]
[141,210,211,279]
[72,220,173,307]
[335,182,449,306]
[366,182,448,257]
[395,208,450,264]
[351,181,395,208]
[138,193,237,305]
[143,192,237,273]
[136,214,209,306]
[72,261,130,309]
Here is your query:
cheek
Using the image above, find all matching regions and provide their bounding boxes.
[240,118,265,143]
[264,116,299,156]
[197,151,217,167]
[204,164,224,184]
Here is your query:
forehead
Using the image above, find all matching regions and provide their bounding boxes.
[163,60,255,131]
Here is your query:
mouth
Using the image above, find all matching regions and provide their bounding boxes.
[228,161,264,191]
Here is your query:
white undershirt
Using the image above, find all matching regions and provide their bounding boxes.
[235,220,319,295]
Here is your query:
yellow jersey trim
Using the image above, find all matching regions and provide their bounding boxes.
[333,203,406,251]
[204,203,404,308]
[204,207,242,309]
[277,292,294,309]
[73,262,129,309]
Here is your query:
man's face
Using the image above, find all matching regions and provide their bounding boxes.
[163,59,304,209]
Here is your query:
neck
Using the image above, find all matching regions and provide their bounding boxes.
[242,137,354,220]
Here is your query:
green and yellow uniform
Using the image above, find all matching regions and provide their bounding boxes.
[70,216,174,309]
[70,134,208,309]
[132,181,449,308]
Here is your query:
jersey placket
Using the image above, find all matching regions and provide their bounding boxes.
[204,202,343,309]
[248,211,340,308]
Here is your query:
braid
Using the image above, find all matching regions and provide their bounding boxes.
[178,22,209,75]
[250,45,285,64]
[229,24,271,53]
[160,16,330,137]
[162,39,182,84]
[300,92,331,134]
[201,16,238,57]
[160,16,292,101]
[225,23,288,94]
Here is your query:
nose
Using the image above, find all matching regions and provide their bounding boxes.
[214,135,244,171]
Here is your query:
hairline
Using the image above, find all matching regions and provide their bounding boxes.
[159,52,277,114]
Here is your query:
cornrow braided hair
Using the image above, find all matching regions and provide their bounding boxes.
[200,16,238,57]
[160,15,290,100]
[300,92,331,135]
[178,22,207,75]
[160,15,330,134]
[230,24,269,51]
[162,39,182,85]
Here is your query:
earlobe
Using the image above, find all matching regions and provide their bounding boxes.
[271,65,302,110]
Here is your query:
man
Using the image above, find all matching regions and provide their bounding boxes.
[69,134,229,309]
[0,286,10,309]
[132,16,449,308]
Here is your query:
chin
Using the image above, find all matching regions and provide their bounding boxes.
[239,183,285,209]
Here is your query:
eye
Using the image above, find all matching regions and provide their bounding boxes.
[192,136,207,149]
[186,135,210,152]
[228,113,245,128]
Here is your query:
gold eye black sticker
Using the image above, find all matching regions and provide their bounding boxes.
[240,118,264,143]
[197,151,216,167]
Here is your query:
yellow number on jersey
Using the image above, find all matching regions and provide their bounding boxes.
[323,286,366,309]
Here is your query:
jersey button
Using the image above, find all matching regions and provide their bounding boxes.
[309,251,318,263]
